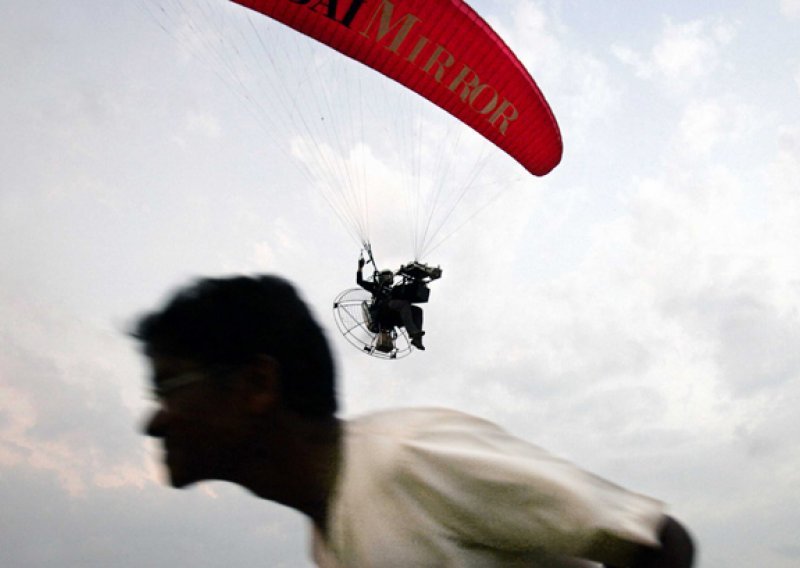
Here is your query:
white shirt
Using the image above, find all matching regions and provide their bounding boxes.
[313,408,665,567]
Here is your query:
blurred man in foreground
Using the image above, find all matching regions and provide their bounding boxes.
[135,274,694,567]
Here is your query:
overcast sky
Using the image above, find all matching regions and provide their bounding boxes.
[2,1,800,566]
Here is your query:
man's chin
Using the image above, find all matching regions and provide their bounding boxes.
[167,470,202,488]
[163,461,203,488]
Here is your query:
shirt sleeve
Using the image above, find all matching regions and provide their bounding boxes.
[356,270,375,293]
[391,410,665,558]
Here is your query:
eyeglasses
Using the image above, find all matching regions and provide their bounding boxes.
[149,364,242,403]
[151,370,209,400]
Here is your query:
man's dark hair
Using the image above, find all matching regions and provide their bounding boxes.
[133,275,337,416]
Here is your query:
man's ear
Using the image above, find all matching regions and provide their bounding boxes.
[244,355,282,414]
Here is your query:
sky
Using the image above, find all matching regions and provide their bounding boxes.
[1,0,799,566]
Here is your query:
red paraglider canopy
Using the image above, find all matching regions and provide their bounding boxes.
[233,0,562,176]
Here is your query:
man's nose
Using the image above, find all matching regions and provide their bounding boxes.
[143,408,168,438]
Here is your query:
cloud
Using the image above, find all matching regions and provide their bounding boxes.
[185,111,222,138]
[677,99,727,155]
[498,2,620,131]
[0,466,313,568]
[795,63,800,95]
[0,291,149,495]
[665,286,800,396]
[674,97,756,157]
[653,19,735,80]
[780,0,800,19]
[613,17,737,93]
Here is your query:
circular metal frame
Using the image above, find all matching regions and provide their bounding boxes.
[332,288,412,359]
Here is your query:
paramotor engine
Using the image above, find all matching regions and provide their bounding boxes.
[333,287,413,359]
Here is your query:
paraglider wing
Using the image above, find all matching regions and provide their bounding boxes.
[233,0,563,176]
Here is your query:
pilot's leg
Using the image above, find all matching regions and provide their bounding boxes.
[389,300,425,349]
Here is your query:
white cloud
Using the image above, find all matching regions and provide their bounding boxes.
[677,99,727,154]
[0,293,148,495]
[610,44,647,76]
[795,63,800,94]
[653,19,735,80]
[613,17,737,93]
[780,0,800,19]
[250,240,276,268]
[675,97,756,156]
[185,111,221,138]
